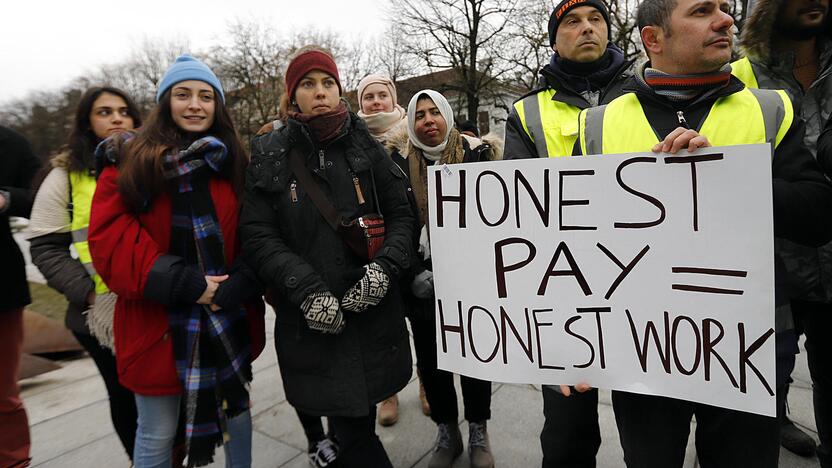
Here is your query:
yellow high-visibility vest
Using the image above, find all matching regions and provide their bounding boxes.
[731,57,760,89]
[514,89,581,158]
[69,171,109,295]
[578,87,792,155]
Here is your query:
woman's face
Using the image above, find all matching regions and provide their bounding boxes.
[170,80,216,134]
[413,97,447,147]
[294,70,340,116]
[361,83,394,115]
[89,92,135,140]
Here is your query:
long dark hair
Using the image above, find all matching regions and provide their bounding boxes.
[117,89,248,212]
[68,87,142,172]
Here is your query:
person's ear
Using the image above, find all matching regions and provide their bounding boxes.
[641,26,663,56]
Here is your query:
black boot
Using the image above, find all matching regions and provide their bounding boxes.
[779,384,817,457]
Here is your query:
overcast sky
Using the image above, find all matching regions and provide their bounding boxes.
[0,0,389,103]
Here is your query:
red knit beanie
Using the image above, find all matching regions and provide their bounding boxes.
[285,50,342,101]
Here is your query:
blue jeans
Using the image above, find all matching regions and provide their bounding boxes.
[133,394,252,468]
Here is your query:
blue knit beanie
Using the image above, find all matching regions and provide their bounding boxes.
[156,54,224,103]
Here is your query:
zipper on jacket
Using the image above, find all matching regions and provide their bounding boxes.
[677,110,690,130]
[290,180,298,203]
[350,169,366,205]
[318,149,326,170]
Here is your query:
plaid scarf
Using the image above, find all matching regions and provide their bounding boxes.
[163,136,252,467]
[637,63,733,102]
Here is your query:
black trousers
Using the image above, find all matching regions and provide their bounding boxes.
[410,316,492,425]
[792,300,832,467]
[540,386,600,468]
[612,391,779,468]
[329,406,392,468]
[72,331,137,460]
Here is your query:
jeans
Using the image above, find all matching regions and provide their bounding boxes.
[133,394,252,468]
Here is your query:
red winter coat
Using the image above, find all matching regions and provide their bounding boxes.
[88,166,265,396]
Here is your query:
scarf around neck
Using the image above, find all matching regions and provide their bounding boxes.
[637,62,733,102]
[288,101,349,145]
[407,128,464,226]
[358,105,406,139]
[163,136,253,467]
[545,43,627,93]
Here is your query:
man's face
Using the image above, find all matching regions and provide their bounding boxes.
[775,0,829,40]
[554,6,610,62]
[653,0,735,74]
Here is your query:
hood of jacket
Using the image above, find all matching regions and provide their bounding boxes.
[741,0,781,60]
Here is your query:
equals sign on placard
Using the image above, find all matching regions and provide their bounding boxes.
[670,267,748,295]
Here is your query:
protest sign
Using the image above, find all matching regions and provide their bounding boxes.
[427,144,775,416]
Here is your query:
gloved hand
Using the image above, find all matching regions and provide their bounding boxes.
[300,291,345,334]
[341,263,390,313]
[410,270,434,299]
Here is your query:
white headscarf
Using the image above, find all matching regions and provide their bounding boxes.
[406,89,455,161]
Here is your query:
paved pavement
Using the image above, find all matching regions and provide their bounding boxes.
[20,308,822,468]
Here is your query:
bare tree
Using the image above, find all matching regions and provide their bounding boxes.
[392,0,520,120]
[209,20,285,142]
[498,0,550,92]
[608,0,642,61]
[369,26,423,82]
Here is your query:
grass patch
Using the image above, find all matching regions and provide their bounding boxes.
[28,282,68,322]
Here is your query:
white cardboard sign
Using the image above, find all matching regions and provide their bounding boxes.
[427,144,775,416]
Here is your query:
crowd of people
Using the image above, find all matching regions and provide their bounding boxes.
[1,0,830,467]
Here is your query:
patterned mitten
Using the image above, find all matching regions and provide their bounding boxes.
[341,263,390,313]
[300,291,345,334]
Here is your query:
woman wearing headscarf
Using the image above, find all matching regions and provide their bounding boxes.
[356,73,431,426]
[87,55,266,467]
[240,46,415,467]
[391,89,501,468]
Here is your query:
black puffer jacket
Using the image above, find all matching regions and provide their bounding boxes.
[240,113,414,417]
[0,125,40,313]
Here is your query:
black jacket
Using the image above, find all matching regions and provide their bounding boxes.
[504,58,635,160]
[0,126,41,313]
[240,113,414,417]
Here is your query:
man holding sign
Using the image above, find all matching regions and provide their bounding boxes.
[575,0,832,466]
[504,0,635,466]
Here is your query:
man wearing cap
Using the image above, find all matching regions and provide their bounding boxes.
[503,1,634,466]
[504,0,634,161]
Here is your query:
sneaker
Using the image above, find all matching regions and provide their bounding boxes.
[780,417,817,457]
[308,437,338,468]
[378,394,399,426]
[468,421,495,468]
[428,423,463,468]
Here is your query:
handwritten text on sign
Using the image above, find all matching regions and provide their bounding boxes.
[427,145,775,416]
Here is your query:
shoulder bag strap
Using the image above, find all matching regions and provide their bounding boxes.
[288,147,341,231]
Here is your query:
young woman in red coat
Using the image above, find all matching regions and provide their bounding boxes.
[88,55,265,468]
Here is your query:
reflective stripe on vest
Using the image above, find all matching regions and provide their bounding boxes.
[69,171,109,295]
[514,89,581,158]
[731,57,760,89]
[578,87,794,156]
